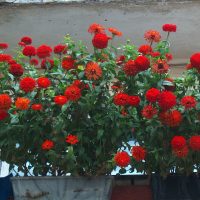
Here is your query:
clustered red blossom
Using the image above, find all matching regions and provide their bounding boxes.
[162,24,177,32]
[31,104,43,111]
[62,56,75,70]
[37,77,51,88]
[66,134,79,145]
[9,64,24,77]
[114,151,130,167]
[54,95,68,106]
[64,85,81,101]
[19,77,36,93]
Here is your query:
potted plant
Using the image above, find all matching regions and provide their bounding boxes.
[111,24,200,199]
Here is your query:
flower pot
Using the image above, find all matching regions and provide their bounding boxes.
[11,176,113,200]
[151,174,200,200]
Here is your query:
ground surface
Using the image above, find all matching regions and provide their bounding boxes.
[1,0,200,76]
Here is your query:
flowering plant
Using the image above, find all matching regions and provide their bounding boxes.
[0,23,199,177]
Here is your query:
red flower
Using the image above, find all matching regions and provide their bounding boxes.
[145,88,160,103]
[152,60,169,74]
[20,36,32,45]
[62,56,75,70]
[158,91,176,111]
[41,58,54,70]
[114,151,130,167]
[30,58,39,66]
[108,27,122,36]
[123,60,139,76]
[189,136,200,151]
[159,110,182,127]
[19,77,36,93]
[181,96,197,109]
[7,59,17,65]
[190,53,200,70]
[37,77,51,88]
[92,33,109,49]
[0,94,12,110]
[128,95,140,107]
[162,24,177,32]
[72,80,86,90]
[54,44,67,55]
[42,139,54,150]
[166,53,173,61]
[171,136,186,150]
[0,110,9,120]
[85,62,102,80]
[8,64,24,77]
[15,97,30,110]
[116,55,126,65]
[64,85,81,101]
[173,146,188,158]
[144,30,161,43]
[0,54,12,63]
[131,146,146,162]
[66,134,79,145]
[22,45,36,57]
[31,104,43,111]
[138,44,152,55]
[113,93,129,106]
[88,23,105,34]
[150,52,161,57]
[37,44,52,59]
[135,56,150,71]
[142,105,158,119]
[0,43,9,50]
[54,95,68,106]
[18,42,26,47]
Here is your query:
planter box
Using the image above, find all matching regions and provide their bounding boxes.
[11,176,113,200]
[151,174,200,200]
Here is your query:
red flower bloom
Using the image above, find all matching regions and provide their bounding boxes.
[22,45,36,57]
[114,151,130,167]
[88,23,105,34]
[42,139,54,150]
[159,110,182,127]
[72,80,86,90]
[37,44,52,59]
[62,56,75,70]
[41,58,54,70]
[166,53,173,61]
[0,110,8,121]
[128,95,140,107]
[31,104,43,111]
[152,59,169,74]
[131,146,146,162]
[0,43,9,50]
[113,93,129,106]
[54,44,67,55]
[171,136,186,150]
[150,51,161,57]
[15,97,30,110]
[181,96,197,109]
[85,62,102,80]
[19,77,36,93]
[145,88,160,103]
[158,91,176,111]
[64,85,81,101]
[190,53,200,70]
[135,56,150,71]
[173,146,188,158]
[0,54,12,63]
[138,45,152,55]
[37,77,51,88]
[189,136,200,151]
[123,60,139,76]
[20,36,32,45]
[162,24,177,32]
[66,134,79,145]
[30,58,39,66]
[108,27,122,36]
[142,105,158,119]
[7,59,17,65]
[144,30,161,43]
[0,94,12,110]
[54,95,68,106]
[92,33,109,49]
[8,64,24,77]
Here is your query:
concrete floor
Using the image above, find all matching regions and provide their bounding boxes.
[1,1,200,76]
